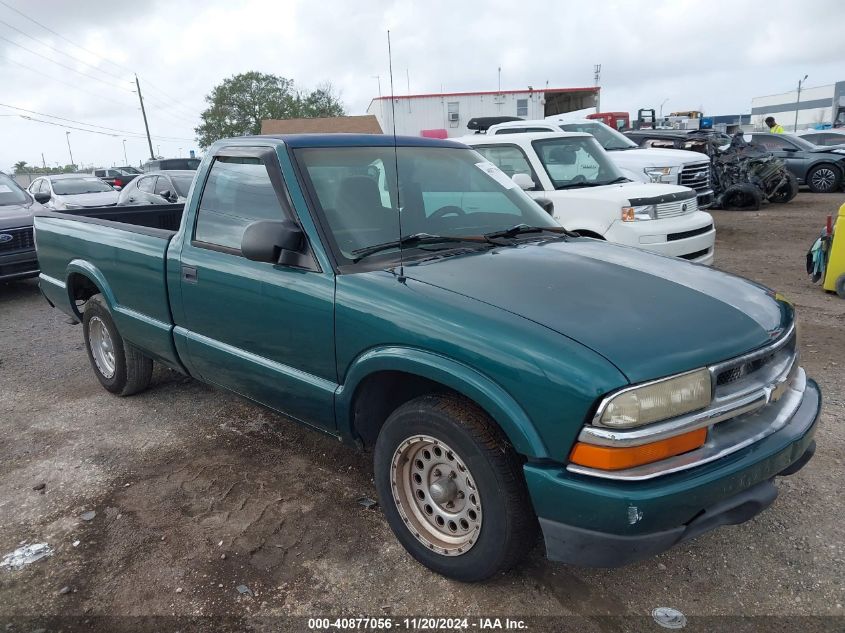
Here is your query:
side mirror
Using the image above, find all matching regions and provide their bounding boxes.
[511,173,536,190]
[34,192,51,204]
[241,219,304,265]
[159,189,172,201]
[535,198,554,216]
[782,146,799,152]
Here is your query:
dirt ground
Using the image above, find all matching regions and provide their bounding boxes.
[1,193,843,631]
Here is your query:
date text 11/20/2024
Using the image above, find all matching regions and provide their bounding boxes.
[307,617,528,630]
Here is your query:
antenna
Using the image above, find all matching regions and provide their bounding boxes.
[387,30,405,282]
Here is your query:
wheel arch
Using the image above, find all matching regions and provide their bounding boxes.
[336,347,549,459]
[65,260,115,320]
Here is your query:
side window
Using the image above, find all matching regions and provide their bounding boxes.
[472,145,538,185]
[94,170,104,177]
[494,128,527,135]
[154,177,172,195]
[137,176,156,193]
[516,98,528,117]
[194,156,285,251]
[754,135,791,150]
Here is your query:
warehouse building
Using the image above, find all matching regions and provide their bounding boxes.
[366,86,599,138]
[751,81,845,131]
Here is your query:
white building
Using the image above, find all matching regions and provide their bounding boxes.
[366,86,599,138]
[751,81,845,131]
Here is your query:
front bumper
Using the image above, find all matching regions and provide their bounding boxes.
[0,249,39,282]
[525,378,821,567]
[604,211,716,265]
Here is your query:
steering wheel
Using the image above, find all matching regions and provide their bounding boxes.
[429,205,466,219]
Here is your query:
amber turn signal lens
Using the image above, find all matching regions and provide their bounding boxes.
[569,428,707,471]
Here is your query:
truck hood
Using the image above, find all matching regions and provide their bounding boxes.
[607,147,707,168]
[405,239,790,383]
[56,191,119,207]
[550,182,692,206]
[0,201,39,228]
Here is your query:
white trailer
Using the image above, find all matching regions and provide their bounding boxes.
[366,87,599,138]
[751,81,845,132]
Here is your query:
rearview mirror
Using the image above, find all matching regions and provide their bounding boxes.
[535,198,554,216]
[511,173,535,190]
[33,192,51,204]
[241,219,304,265]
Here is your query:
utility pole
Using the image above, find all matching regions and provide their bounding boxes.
[41,153,46,168]
[65,131,74,167]
[135,74,155,160]
[794,74,808,132]
[122,139,128,165]
[497,66,501,93]
[593,64,602,113]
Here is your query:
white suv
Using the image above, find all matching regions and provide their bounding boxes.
[460,131,715,265]
[486,118,714,208]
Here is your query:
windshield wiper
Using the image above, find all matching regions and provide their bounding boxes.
[599,176,631,185]
[484,224,578,240]
[350,233,485,262]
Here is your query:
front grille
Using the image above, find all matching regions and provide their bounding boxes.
[668,224,713,242]
[678,248,710,261]
[0,227,34,253]
[713,328,797,399]
[656,196,698,219]
[679,162,711,192]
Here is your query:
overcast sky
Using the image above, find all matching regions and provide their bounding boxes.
[1,0,843,172]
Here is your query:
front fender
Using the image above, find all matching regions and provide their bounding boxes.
[336,346,550,459]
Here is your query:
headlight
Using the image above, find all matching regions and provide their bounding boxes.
[644,166,674,183]
[596,368,712,428]
[832,149,845,155]
[621,205,655,221]
[63,203,82,209]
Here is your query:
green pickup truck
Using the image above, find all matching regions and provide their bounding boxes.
[34,134,820,582]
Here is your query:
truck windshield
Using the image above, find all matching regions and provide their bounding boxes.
[531,137,627,189]
[297,146,558,263]
[52,177,114,195]
[558,122,638,151]
[0,174,29,206]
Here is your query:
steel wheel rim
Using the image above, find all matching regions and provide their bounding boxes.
[390,435,482,556]
[89,316,116,378]
[811,168,835,191]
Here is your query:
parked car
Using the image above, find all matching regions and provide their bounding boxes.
[117,170,196,205]
[27,174,119,210]
[0,171,41,282]
[797,129,845,147]
[34,134,820,581]
[142,158,201,172]
[461,131,715,264]
[487,118,715,208]
[91,168,138,190]
[748,133,845,193]
[115,165,143,175]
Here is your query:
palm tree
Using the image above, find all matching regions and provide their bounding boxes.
[12,160,28,173]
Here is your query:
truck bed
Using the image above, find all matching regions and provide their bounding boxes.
[34,203,185,370]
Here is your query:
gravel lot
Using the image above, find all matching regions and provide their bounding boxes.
[1,193,843,630]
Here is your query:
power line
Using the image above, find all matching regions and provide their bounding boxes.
[0,102,195,141]
[0,0,199,117]
[0,33,133,93]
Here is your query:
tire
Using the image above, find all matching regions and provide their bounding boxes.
[82,293,153,396]
[718,183,763,210]
[770,172,798,203]
[374,394,538,582]
[807,164,842,193]
[836,274,845,300]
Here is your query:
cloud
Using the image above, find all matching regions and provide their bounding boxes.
[1,0,844,170]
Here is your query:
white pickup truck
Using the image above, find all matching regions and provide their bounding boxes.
[486,118,715,208]
[460,131,715,264]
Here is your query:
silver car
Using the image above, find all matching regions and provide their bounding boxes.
[116,170,196,205]
[28,174,119,210]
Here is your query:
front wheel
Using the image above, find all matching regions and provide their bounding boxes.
[83,294,153,396]
[770,172,798,203]
[374,394,538,582]
[807,164,842,193]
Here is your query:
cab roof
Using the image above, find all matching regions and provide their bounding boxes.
[230,134,469,149]
[457,131,593,145]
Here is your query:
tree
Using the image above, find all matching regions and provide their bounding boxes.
[195,72,345,148]
[13,160,28,174]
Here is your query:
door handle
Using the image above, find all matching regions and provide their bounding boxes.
[182,265,198,284]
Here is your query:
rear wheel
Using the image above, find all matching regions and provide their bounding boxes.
[807,164,842,193]
[374,394,537,582]
[83,294,153,396]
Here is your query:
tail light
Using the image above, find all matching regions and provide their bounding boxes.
[114,178,123,188]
